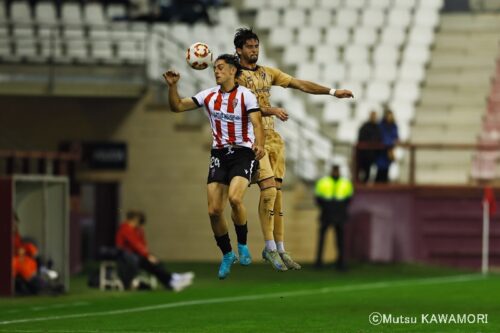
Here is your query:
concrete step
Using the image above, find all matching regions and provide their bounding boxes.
[429,68,496,76]
[434,33,500,50]
[425,69,494,87]
[419,89,487,107]
[416,168,470,184]
[440,15,474,31]
[417,103,486,114]
[433,46,500,59]
[440,13,500,32]
[416,151,473,167]
[425,79,491,90]
[412,123,480,133]
[415,111,482,125]
[429,53,497,70]
[412,126,479,143]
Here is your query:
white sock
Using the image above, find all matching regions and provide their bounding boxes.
[276,241,285,253]
[265,240,277,251]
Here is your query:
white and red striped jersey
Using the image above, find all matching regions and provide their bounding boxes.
[192,84,260,149]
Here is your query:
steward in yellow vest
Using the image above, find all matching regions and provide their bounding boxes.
[315,167,353,223]
[314,165,354,269]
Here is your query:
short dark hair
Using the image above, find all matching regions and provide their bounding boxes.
[126,210,146,225]
[331,165,341,175]
[215,54,242,77]
[233,27,259,50]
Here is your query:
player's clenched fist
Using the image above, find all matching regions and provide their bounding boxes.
[334,89,354,99]
[163,70,180,86]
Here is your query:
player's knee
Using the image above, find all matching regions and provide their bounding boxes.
[260,186,277,208]
[208,206,224,219]
[228,195,243,209]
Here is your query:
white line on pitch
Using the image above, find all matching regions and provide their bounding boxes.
[30,302,89,312]
[0,274,485,326]
[0,331,98,333]
[5,302,90,314]
[0,330,152,333]
[0,329,152,333]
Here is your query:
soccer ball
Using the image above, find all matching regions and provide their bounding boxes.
[186,42,213,70]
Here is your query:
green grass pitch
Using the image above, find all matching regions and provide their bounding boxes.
[1,263,498,333]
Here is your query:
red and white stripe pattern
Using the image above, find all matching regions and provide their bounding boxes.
[193,85,260,149]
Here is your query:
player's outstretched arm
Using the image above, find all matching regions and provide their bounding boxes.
[288,78,354,99]
[261,106,289,121]
[249,111,265,160]
[163,70,198,113]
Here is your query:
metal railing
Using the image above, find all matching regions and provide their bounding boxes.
[351,142,500,185]
[0,150,80,176]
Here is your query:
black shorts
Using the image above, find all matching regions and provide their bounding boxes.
[207,147,259,185]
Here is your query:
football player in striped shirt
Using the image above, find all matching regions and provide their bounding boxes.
[164,54,265,279]
[234,28,354,271]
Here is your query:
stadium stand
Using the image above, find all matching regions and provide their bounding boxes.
[244,0,445,181]
[1,0,499,184]
[472,56,500,181]
[414,13,500,183]
[0,2,143,65]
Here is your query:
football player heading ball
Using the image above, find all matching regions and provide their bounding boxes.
[234,27,354,271]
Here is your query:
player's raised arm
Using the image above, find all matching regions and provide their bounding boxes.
[163,70,198,113]
[288,78,354,99]
[249,110,265,160]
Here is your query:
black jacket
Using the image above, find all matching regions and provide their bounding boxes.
[315,198,351,225]
[358,121,382,142]
[357,122,382,160]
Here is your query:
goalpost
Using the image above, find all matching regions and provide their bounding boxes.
[0,175,69,296]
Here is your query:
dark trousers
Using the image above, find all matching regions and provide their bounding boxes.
[138,257,172,289]
[15,276,41,295]
[358,160,372,183]
[315,222,345,268]
[118,251,172,289]
[375,168,389,183]
[357,152,376,183]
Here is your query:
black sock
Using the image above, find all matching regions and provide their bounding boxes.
[214,233,232,255]
[234,223,248,245]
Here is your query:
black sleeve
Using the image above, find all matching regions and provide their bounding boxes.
[358,124,367,141]
[192,97,202,107]
[247,108,260,114]
[315,197,327,207]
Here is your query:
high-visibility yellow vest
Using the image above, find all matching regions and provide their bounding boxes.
[315,177,353,200]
